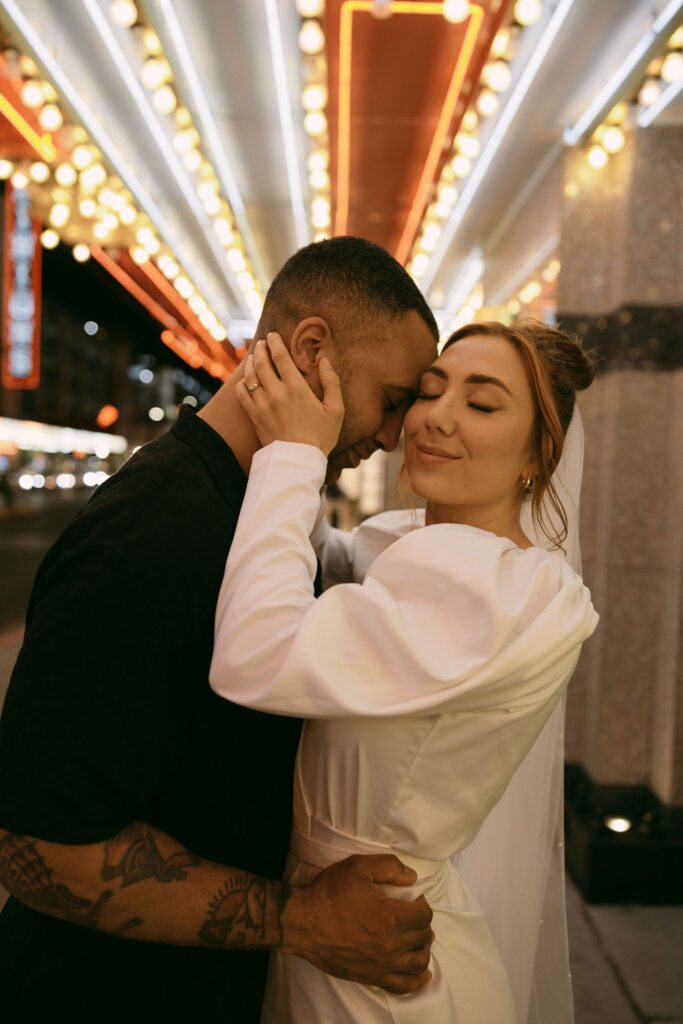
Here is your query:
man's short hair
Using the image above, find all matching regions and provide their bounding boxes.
[257,236,439,345]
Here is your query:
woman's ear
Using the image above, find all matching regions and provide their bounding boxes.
[289,317,334,381]
[522,455,540,483]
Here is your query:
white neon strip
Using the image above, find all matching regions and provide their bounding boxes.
[81,0,245,316]
[638,75,683,127]
[157,0,270,288]
[264,0,309,248]
[421,0,577,294]
[487,232,560,307]
[0,0,231,324]
[484,140,563,255]
[434,252,484,341]
[564,0,683,145]
[0,416,128,455]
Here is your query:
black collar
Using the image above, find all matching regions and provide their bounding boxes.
[172,407,247,516]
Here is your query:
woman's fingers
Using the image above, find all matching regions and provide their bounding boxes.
[243,352,262,395]
[252,335,286,391]
[265,332,305,388]
[318,356,344,426]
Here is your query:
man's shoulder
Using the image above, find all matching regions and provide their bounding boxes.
[42,426,244,593]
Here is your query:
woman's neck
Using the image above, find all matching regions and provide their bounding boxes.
[425,499,532,549]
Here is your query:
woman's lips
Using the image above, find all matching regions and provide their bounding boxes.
[415,444,460,464]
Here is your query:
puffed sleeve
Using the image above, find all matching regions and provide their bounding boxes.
[210,442,598,718]
[310,493,421,588]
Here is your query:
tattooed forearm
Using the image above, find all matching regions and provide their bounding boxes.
[101,824,201,888]
[0,832,112,926]
[199,876,292,950]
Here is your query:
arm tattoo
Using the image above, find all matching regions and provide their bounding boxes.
[199,876,292,950]
[0,832,112,926]
[101,824,201,888]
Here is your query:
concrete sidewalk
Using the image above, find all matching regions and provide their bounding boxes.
[1,627,682,1022]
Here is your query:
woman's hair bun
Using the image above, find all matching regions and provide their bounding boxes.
[555,332,596,392]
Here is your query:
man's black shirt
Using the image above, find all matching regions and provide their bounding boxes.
[0,409,302,1018]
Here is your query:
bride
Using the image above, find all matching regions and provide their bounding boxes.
[209,319,598,1023]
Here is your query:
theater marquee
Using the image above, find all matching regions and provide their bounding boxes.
[2,184,42,390]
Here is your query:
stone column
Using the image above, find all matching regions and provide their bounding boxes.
[557,125,683,814]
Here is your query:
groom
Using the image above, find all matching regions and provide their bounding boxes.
[0,237,439,1019]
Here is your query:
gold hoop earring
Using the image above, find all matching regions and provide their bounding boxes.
[522,476,535,492]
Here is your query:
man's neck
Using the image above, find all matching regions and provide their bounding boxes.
[197,362,261,475]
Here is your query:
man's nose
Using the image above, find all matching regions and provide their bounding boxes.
[374,412,404,453]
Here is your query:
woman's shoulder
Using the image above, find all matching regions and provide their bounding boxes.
[367,520,581,596]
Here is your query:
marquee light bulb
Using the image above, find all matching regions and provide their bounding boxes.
[142,28,162,55]
[54,163,77,187]
[607,102,627,125]
[476,89,499,117]
[226,248,247,272]
[587,145,607,169]
[197,181,218,202]
[482,60,512,92]
[443,0,470,23]
[309,169,330,190]
[661,51,683,84]
[21,80,43,108]
[298,20,325,55]
[451,154,472,177]
[80,198,97,217]
[203,195,221,214]
[304,111,327,137]
[29,161,50,183]
[131,246,148,264]
[158,255,179,279]
[295,0,325,14]
[455,132,480,158]
[140,58,171,90]
[49,203,70,228]
[73,244,90,263]
[307,149,328,172]
[514,0,542,26]
[93,222,111,239]
[175,106,192,128]
[72,146,93,169]
[638,78,661,108]
[183,150,202,172]
[0,159,14,180]
[174,276,195,298]
[80,164,107,190]
[11,169,29,190]
[152,86,177,115]
[602,126,625,154]
[110,1,137,28]
[40,228,60,249]
[491,28,510,58]
[461,109,478,132]
[38,104,63,131]
[302,83,328,112]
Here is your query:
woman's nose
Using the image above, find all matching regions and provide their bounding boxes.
[425,395,456,434]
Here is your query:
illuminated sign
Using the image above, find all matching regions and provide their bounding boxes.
[2,184,42,389]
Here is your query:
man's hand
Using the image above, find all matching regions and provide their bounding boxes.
[237,333,344,456]
[280,854,434,995]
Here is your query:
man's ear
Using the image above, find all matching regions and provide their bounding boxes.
[289,318,335,393]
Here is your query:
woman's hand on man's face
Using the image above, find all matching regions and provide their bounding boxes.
[237,333,345,456]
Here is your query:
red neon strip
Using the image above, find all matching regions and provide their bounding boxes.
[135,257,236,373]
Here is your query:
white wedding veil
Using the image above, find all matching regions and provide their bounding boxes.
[452,406,585,1024]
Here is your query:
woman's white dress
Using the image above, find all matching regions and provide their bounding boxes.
[210,441,598,1024]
